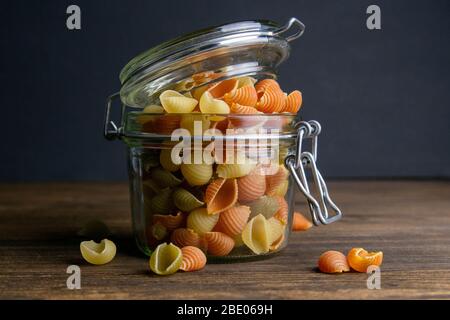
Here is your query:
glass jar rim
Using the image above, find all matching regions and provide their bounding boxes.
[119,18,305,87]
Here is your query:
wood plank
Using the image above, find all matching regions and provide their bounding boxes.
[0,181,449,299]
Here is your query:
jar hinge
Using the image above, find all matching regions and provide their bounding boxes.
[285,120,342,226]
[104,93,123,140]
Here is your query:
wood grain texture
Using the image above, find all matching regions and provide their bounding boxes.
[0,181,449,300]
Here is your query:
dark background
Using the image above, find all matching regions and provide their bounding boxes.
[1,0,449,181]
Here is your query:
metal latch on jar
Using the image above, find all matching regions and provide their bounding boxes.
[285,121,342,225]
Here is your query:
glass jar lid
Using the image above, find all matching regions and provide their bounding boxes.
[118,18,305,107]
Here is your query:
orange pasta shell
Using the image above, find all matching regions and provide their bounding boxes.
[237,172,266,202]
[152,212,186,231]
[347,248,383,272]
[170,228,202,248]
[281,90,302,113]
[214,205,251,237]
[318,251,350,274]
[256,87,285,113]
[205,178,238,215]
[255,79,281,95]
[207,79,239,99]
[180,246,207,272]
[224,85,258,107]
[203,232,235,256]
[292,211,312,231]
[273,196,289,225]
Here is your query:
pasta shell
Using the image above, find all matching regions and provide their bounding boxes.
[237,76,257,88]
[266,166,289,196]
[153,212,186,231]
[160,90,198,113]
[173,187,205,211]
[148,222,168,241]
[205,178,238,215]
[273,196,289,225]
[228,103,263,128]
[204,232,235,256]
[267,217,285,245]
[143,104,165,114]
[224,85,258,107]
[281,90,302,113]
[268,179,289,197]
[80,239,117,265]
[180,113,211,135]
[230,102,259,114]
[199,91,230,114]
[292,211,312,231]
[256,86,286,113]
[150,167,182,188]
[207,79,238,99]
[214,205,251,237]
[181,163,213,186]
[216,162,256,179]
[187,208,219,235]
[159,148,180,172]
[241,214,270,255]
[237,171,266,202]
[149,243,183,275]
[191,85,209,101]
[347,248,383,272]
[150,188,174,214]
[180,246,207,272]
[255,79,281,94]
[248,196,279,219]
[269,233,285,251]
[170,228,204,249]
[318,251,350,274]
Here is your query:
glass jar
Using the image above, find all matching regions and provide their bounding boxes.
[105,18,342,261]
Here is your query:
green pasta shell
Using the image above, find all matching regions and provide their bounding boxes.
[173,188,205,212]
[149,243,182,275]
[150,188,175,214]
[248,196,280,220]
[150,167,183,188]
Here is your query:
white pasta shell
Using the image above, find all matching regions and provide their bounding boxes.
[187,208,219,235]
[80,239,117,265]
[267,217,285,245]
[181,163,213,186]
[241,214,270,255]
[199,91,230,114]
[160,90,198,113]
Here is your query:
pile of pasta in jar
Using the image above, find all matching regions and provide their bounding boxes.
[133,74,303,274]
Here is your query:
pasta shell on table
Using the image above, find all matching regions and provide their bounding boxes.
[152,211,186,231]
[150,167,182,188]
[150,188,175,214]
[170,228,203,249]
[199,91,230,115]
[237,170,266,202]
[204,178,238,215]
[216,162,256,179]
[187,208,220,235]
[149,243,183,275]
[267,217,285,245]
[159,90,198,113]
[159,147,181,172]
[273,196,289,225]
[180,163,213,186]
[347,248,383,272]
[247,196,279,220]
[207,78,239,99]
[241,214,271,255]
[173,187,204,212]
[80,239,117,265]
[180,246,207,272]
[203,232,235,256]
[266,165,289,196]
[214,205,251,237]
[237,76,257,88]
[318,250,350,274]
[281,90,302,113]
[256,86,286,113]
[292,211,313,231]
[224,85,258,107]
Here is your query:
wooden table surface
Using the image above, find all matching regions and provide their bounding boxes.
[0,181,449,300]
